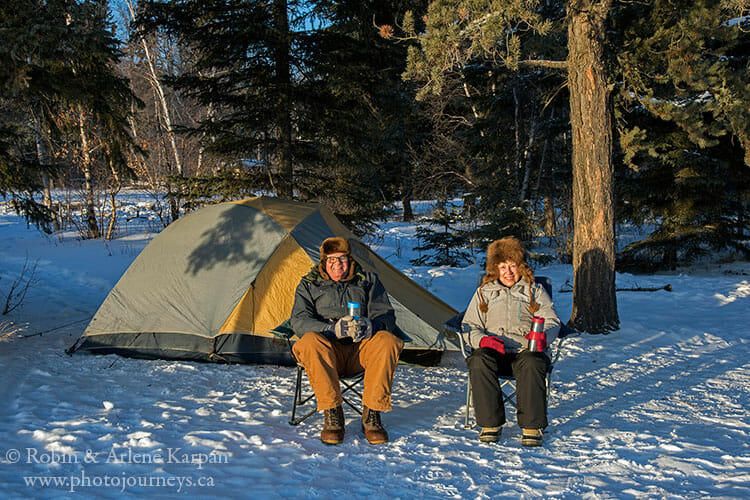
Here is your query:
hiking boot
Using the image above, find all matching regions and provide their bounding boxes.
[521,428,543,447]
[361,406,388,444]
[479,426,502,443]
[321,406,345,445]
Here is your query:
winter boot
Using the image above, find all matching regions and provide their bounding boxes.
[521,428,543,447]
[361,406,388,444]
[320,406,345,445]
[479,426,502,443]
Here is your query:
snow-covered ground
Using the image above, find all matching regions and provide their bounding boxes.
[0,193,748,499]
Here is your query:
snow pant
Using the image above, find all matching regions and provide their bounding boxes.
[466,347,550,429]
[292,330,404,412]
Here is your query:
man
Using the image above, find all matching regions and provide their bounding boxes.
[291,237,404,445]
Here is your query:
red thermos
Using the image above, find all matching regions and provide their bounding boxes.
[527,316,545,352]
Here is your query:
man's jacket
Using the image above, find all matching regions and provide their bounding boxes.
[290,261,396,336]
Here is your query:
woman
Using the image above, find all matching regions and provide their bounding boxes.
[461,237,560,446]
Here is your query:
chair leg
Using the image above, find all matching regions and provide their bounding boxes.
[464,378,473,429]
[340,373,364,416]
[500,379,517,408]
[289,365,364,426]
[290,365,318,425]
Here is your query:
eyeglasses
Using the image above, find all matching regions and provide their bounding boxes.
[325,256,349,265]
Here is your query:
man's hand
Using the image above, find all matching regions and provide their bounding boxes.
[333,316,373,342]
[479,335,506,354]
[350,317,373,342]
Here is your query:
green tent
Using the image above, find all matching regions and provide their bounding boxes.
[70,197,458,365]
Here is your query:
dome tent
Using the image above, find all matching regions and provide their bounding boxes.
[69,197,458,366]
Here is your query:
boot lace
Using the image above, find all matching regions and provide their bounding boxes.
[365,408,383,428]
[326,408,343,427]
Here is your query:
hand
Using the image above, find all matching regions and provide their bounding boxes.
[333,316,373,342]
[333,317,356,339]
[525,330,547,352]
[479,335,505,354]
[349,317,373,342]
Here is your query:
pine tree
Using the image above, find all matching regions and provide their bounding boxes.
[411,200,471,266]
[614,0,750,269]
[388,0,619,333]
[1,0,136,234]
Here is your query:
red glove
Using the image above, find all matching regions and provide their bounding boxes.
[525,330,547,352]
[479,336,506,354]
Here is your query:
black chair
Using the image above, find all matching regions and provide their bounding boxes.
[270,319,366,426]
[289,365,364,425]
[443,276,574,429]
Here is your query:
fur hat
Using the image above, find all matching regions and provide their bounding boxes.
[319,237,351,262]
[485,237,527,278]
[479,236,539,314]
[318,237,354,281]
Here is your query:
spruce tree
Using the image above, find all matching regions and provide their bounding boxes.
[411,200,471,266]
[388,0,619,333]
[1,0,136,233]
[615,0,750,269]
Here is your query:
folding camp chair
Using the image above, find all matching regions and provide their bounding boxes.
[443,276,573,429]
[289,364,365,425]
[269,319,366,426]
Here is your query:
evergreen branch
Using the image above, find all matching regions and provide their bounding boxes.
[518,59,568,70]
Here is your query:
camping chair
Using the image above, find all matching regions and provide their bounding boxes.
[270,319,366,426]
[443,276,573,429]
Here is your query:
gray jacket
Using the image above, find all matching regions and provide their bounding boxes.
[290,261,396,336]
[461,279,560,353]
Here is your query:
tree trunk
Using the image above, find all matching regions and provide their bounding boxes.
[519,114,538,202]
[274,0,293,199]
[31,105,58,232]
[567,0,618,333]
[77,108,101,239]
[402,192,414,222]
[544,195,556,237]
[125,0,183,178]
[105,156,121,240]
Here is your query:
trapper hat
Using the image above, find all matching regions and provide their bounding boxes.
[318,237,355,281]
[319,237,352,263]
[480,236,539,314]
[485,237,527,276]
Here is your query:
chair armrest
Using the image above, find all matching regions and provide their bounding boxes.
[443,311,470,359]
[269,318,296,339]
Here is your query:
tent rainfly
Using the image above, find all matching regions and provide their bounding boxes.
[70,197,458,366]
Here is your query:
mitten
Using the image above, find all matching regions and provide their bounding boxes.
[350,317,373,342]
[525,330,547,352]
[479,335,506,354]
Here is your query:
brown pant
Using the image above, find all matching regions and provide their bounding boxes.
[292,330,404,412]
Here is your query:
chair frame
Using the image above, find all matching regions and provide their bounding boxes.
[288,364,365,426]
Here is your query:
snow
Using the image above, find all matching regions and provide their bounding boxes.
[0,194,749,499]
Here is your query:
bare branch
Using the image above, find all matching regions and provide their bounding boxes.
[2,256,40,315]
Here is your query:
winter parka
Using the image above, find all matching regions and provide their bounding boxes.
[290,260,396,337]
[461,279,560,353]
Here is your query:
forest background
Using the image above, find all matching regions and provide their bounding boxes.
[1,0,748,334]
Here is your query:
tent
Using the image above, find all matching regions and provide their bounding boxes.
[70,196,458,366]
